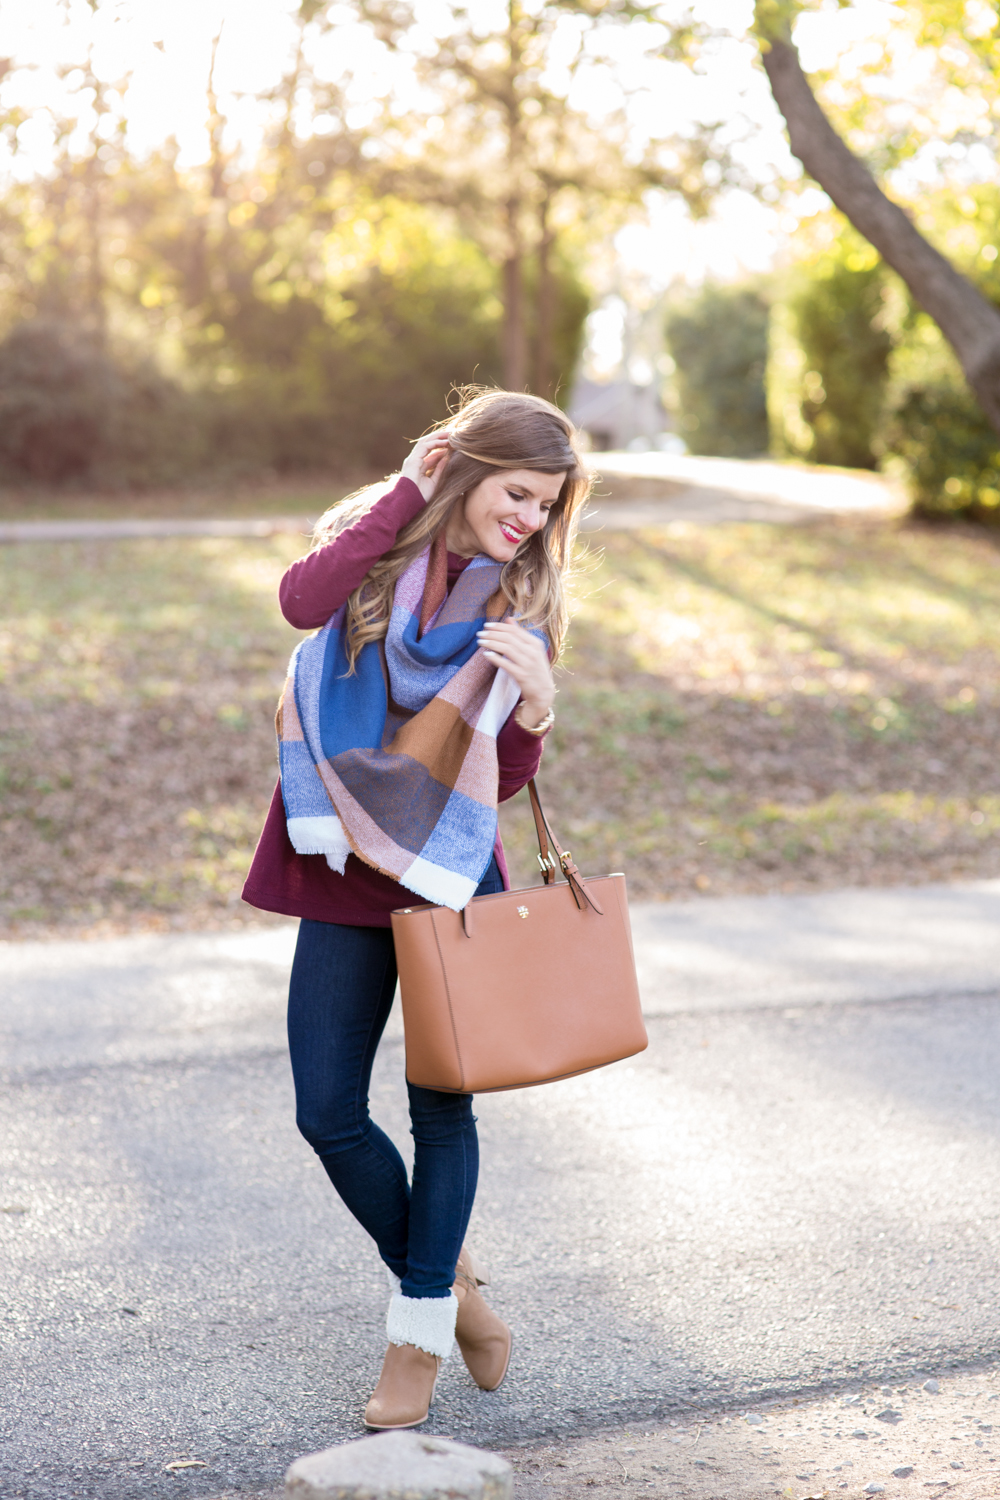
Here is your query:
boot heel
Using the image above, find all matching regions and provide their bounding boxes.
[461,1247,491,1287]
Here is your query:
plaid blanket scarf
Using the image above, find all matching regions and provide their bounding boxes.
[276,537,530,911]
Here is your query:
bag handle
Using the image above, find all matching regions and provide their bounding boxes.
[526,778,603,916]
[460,779,603,936]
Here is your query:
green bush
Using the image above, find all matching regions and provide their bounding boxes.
[665,286,769,457]
[0,321,118,481]
[0,268,503,486]
[886,381,1000,521]
[879,187,1000,520]
[179,254,505,477]
[315,249,505,468]
[103,360,215,487]
[783,241,894,470]
[0,191,539,489]
[0,194,590,488]
[165,201,588,478]
[772,199,1000,516]
[0,319,218,487]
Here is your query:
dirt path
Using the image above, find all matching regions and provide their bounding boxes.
[508,1366,1000,1498]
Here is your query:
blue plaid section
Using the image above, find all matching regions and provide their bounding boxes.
[415,790,499,880]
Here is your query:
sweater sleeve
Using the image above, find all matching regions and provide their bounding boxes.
[497,710,547,803]
[278,475,426,629]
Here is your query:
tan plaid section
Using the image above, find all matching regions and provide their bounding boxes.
[485,587,508,620]
[276,679,304,742]
[452,728,500,804]
[385,696,475,792]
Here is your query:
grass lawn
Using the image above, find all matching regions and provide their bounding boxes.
[2,516,999,938]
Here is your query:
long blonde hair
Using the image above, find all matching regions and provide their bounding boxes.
[313,388,592,671]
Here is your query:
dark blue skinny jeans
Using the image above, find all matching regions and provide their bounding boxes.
[287,859,503,1301]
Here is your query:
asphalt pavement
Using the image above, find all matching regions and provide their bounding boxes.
[2,882,999,1499]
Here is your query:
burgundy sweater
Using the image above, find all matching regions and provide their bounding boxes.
[241,476,546,928]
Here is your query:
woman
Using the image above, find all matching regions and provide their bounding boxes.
[242,388,590,1429]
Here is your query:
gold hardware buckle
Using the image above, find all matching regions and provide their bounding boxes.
[559,850,573,870]
[537,851,557,873]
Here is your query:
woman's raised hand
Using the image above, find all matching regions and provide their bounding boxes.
[401,431,452,502]
[476,621,555,728]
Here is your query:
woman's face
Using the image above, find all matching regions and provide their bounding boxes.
[445,467,567,562]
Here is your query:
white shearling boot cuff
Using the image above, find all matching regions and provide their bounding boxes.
[386,1292,458,1360]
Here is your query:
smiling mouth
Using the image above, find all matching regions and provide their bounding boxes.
[498,522,525,544]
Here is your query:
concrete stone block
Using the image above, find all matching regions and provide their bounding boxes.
[284,1431,513,1500]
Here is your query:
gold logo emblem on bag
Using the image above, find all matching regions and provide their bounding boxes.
[517,905,530,919]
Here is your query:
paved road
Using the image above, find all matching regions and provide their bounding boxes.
[2,884,999,1499]
[632,879,1000,1012]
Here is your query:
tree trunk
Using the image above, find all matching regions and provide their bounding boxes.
[82,154,107,342]
[206,29,228,202]
[502,197,528,390]
[533,195,555,399]
[500,0,529,391]
[760,34,1000,435]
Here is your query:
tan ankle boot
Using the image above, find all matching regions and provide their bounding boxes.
[364,1341,440,1429]
[453,1247,512,1391]
[364,1290,458,1429]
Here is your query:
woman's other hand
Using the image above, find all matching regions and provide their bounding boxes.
[401,431,451,502]
[477,621,554,728]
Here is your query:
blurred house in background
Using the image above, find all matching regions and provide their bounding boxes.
[568,376,679,452]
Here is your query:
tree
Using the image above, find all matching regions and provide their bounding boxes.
[357,0,732,395]
[752,0,1000,436]
[0,51,133,337]
[0,3,522,480]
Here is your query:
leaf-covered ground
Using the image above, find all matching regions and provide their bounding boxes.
[2,517,999,938]
[508,519,1000,898]
[0,472,367,523]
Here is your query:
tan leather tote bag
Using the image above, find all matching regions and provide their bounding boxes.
[390,780,647,1093]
